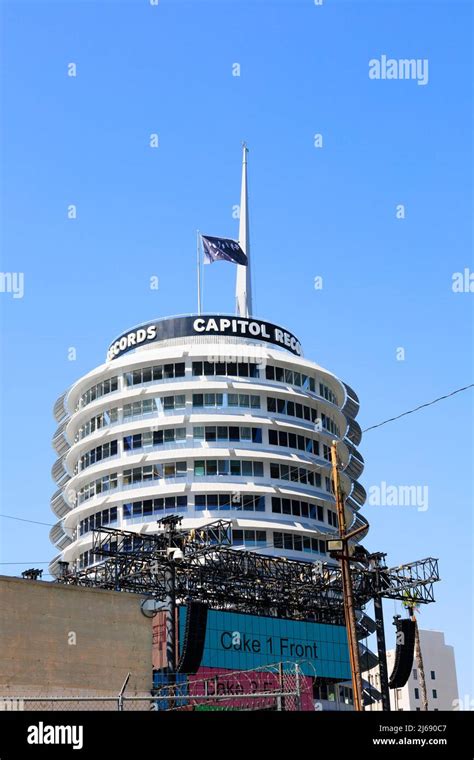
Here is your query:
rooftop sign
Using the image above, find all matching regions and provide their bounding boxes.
[107,315,302,361]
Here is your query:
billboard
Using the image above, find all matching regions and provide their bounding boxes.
[178,607,351,680]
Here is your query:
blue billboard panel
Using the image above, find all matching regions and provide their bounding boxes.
[179,607,351,679]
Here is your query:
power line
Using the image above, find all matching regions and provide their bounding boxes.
[0,514,55,527]
[362,383,474,433]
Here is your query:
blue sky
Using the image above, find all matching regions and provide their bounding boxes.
[0,0,472,701]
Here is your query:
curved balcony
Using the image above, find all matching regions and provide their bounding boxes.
[49,521,73,551]
[53,419,70,456]
[351,480,367,507]
[344,443,365,481]
[53,392,68,424]
[342,382,360,420]
[345,417,362,446]
[50,489,72,518]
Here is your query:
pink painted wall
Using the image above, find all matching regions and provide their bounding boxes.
[187,666,314,711]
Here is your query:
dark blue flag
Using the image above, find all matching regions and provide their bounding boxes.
[201,235,248,266]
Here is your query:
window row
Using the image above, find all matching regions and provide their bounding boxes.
[195,494,265,512]
[233,529,267,547]
[123,395,186,420]
[124,428,187,451]
[192,393,261,409]
[78,426,331,463]
[268,429,319,455]
[76,408,119,440]
[272,496,323,521]
[269,462,321,487]
[123,496,188,518]
[124,362,185,386]
[319,383,337,405]
[192,361,260,378]
[267,396,340,436]
[321,412,339,437]
[76,493,336,525]
[75,366,339,416]
[271,496,337,526]
[78,377,119,410]
[79,507,118,536]
[77,496,190,535]
[267,395,318,422]
[78,440,118,472]
[265,365,316,392]
[77,473,119,504]
[123,462,187,485]
[193,425,262,443]
[194,459,264,477]
[274,532,327,555]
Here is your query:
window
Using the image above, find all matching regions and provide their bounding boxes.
[269,462,320,487]
[268,429,320,456]
[413,669,417,681]
[191,360,259,378]
[206,460,218,476]
[79,505,118,535]
[432,689,437,699]
[430,671,436,680]
[193,426,204,440]
[319,383,337,404]
[123,496,187,519]
[273,531,325,555]
[232,529,266,547]
[122,462,185,487]
[194,494,265,512]
[123,398,161,420]
[265,365,315,392]
[194,426,262,444]
[125,362,185,386]
[77,407,119,440]
[227,393,260,409]
[414,688,419,699]
[78,377,119,409]
[266,396,333,429]
[79,440,118,471]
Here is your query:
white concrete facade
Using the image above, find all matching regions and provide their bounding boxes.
[366,629,459,711]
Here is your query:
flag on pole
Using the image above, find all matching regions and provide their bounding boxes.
[201,235,247,266]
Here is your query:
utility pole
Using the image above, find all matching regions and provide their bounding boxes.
[330,441,364,711]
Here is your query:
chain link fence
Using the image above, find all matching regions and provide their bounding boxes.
[1,661,315,712]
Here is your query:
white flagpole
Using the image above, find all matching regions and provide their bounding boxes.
[235,141,252,317]
[197,230,202,315]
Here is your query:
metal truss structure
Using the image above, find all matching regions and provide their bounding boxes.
[58,518,439,624]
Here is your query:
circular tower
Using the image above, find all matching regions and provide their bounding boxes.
[49,314,367,577]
